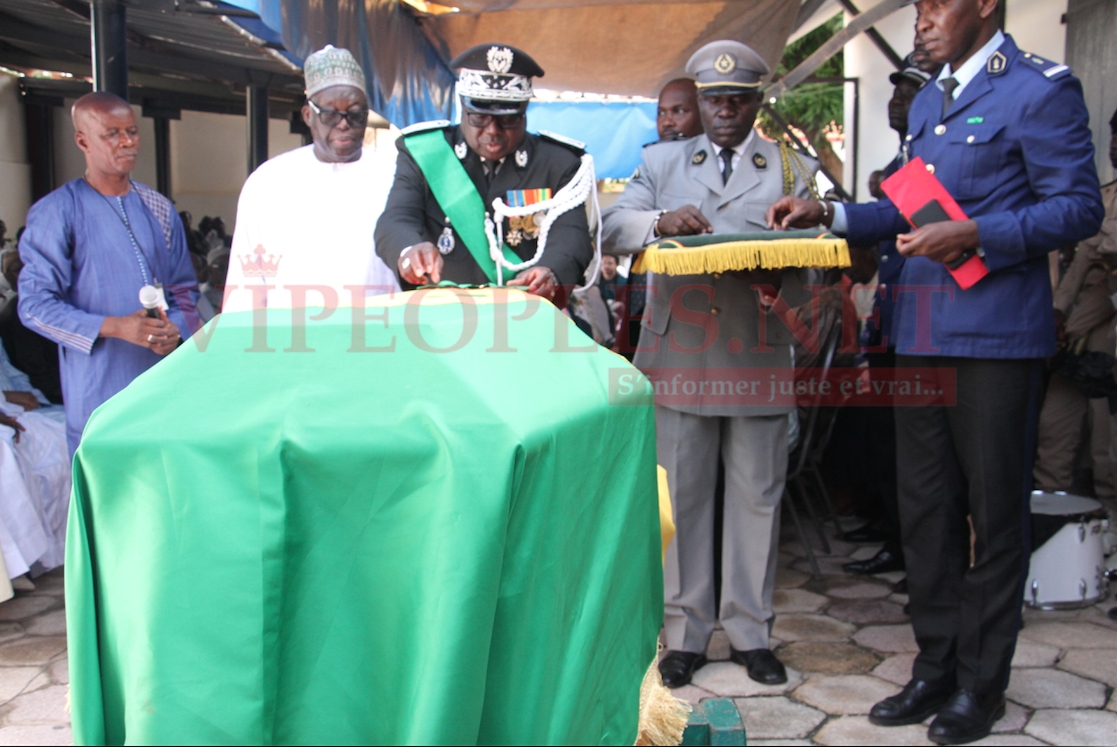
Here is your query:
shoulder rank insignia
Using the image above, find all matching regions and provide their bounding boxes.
[752,153,768,169]
[1020,52,1071,80]
[515,149,528,168]
[986,51,1006,75]
[538,130,586,151]
[400,119,452,136]
[454,141,468,159]
[693,150,707,165]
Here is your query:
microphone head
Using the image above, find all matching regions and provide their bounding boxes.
[139,285,161,310]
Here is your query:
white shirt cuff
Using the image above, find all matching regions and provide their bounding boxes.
[830,203,848,235]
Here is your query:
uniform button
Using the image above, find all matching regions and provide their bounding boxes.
[967,135,975,143]
[710,306,720,316]
[881,255,889,262]
[713,273,722,279]
[934,124,946,135]
[926,163,936,174]
[905,134,913,141]
[1024,52,1032,58]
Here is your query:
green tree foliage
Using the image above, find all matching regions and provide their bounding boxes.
[758,14,845,180]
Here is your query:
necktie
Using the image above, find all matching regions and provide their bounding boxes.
[942,77,959,118]
[720,148,735,185]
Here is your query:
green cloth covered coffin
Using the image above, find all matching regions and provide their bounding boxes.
[66,288,663,745]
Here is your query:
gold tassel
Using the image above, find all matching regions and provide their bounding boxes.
[633,238,851,276]
[634,654,691,746]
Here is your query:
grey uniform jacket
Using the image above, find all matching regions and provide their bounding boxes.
[602,133,819,417]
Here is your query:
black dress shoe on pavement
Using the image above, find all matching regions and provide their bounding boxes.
[928,689,1005,745]
[844,524,889,543]
[843,549,905,575]
[658,650,707,689]
[730,648,788,685]
[892,577,908,594]
[869,679,955,726]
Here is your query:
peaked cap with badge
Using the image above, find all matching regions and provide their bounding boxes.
[375,44,593,288]
[685,40,770,95]
[304,45,367,98]
[451,43,545,115]
[889,52,934,88]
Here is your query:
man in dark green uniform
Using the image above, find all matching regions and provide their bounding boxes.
[375,44,594,301]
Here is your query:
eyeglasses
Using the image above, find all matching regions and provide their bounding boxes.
[307,100,369,128]
[464,111,525,129]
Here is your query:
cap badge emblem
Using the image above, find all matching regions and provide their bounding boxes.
[714,53,736,75]
[487,46,514,74]
[752,153,767,169]
[693,150,707,165]
[515,149,528,167]
[455,141,468,159]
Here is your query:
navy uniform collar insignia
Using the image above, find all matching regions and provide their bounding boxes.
[987,51,1007,76]
[454,141,468,159]
[752,153,768,169]
[515,149,528,168]
[693,150,707,165]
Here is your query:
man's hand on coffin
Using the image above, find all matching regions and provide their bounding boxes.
[399,243,442,285]
[765,196,828,231]
[508,265,557,301]
[895,220,977,265]
[3,391,39,412]
[0,413,23,442]
[657,206,713,237]
[101,309,181,353]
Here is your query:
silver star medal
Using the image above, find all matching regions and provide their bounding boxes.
[438,226,455,255]
[454,141,468,159]
[515,149,528,168]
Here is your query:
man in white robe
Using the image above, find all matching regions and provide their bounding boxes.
[0,340,69,579]
[223,45,399,314]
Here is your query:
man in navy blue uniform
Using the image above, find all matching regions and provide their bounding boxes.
[767,0,1104,743]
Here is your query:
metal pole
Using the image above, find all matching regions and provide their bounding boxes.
[154,116,171,198]
[91,0,128,98]
[246,86,269,174]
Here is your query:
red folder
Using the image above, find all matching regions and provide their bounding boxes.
[880,157,989,290]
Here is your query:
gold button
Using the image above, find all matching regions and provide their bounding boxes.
[934,124,946,135]
[926,163,935,174]
[710,306,720,316]
[713,273,722,279]
[967,135,975,143]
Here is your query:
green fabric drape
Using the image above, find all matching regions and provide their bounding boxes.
[66,289,662,745]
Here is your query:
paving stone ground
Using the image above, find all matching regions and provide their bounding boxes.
[1,519,1114,745]
[672,518,1117,746]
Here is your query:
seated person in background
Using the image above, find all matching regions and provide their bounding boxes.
[656,78,703,142]
[223,45,399,313]
[0,339,69,580]
[0,249,62,405]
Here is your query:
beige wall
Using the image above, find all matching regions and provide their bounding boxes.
[0,72,31,233]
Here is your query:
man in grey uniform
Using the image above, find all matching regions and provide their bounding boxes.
[602,40,819,688]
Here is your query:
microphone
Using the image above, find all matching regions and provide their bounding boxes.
[139,285,161,319]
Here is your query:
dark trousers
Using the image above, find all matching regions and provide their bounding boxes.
[867,350,901,556]
[895,355,1043,696]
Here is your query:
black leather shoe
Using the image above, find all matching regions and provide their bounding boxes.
[892,577,908,594]
[843,549,905,575]
[928,689,1006,744]
[730,648,788,685]
[658,650,707,689]
[869,679,955,726]
[844,524,889,543]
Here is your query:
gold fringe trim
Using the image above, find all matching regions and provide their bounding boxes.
[635,654,691,746]
[633,238,851,276]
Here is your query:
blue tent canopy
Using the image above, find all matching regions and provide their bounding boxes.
[527,101,657,180]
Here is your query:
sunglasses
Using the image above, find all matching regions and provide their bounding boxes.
[307,100,369,128]
[464,111,525,129]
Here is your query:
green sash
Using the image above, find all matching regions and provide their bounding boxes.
[406,130,521,285]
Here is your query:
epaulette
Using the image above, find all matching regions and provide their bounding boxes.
[1018,51,1072,81]
[538,130,586,152]
[400,120,452,136]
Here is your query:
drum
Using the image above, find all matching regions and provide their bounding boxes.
[1025,491,1110,609]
